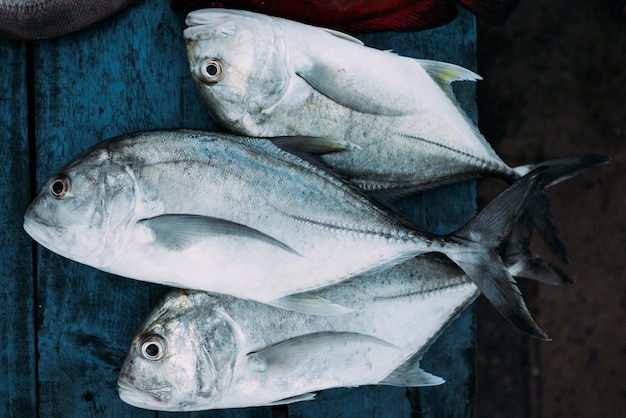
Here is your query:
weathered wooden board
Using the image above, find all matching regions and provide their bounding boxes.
[0,39,37,417]
[0,0,478,416]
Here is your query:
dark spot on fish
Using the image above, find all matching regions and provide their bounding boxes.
[82,391,94,402]
[206,63,218,76]
[200,59,223,83]
[140,334,166,360]
[51,181,63,195]
[145,343,159,357]
[50,176,69,199]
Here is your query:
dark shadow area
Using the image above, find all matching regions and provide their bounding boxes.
[475,1,625,416]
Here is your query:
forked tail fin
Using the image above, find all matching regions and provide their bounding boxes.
[503,212,573,286]
[446,168,550,340]
[518,154,609,265]
[446,154,608,339]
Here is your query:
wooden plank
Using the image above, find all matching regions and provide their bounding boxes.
[0,39,37,417]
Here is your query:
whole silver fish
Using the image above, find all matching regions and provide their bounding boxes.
[183,9,607,265]
[118,255,480,411]
[0,0,139,40]
[183,8,514,192]
[23,129,549,338]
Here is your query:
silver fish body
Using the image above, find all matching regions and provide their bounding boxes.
[183,8,517,192]
[0,0,138,40]
[117,255,480,411]
[23,129,548,338]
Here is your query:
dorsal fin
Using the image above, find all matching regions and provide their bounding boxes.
[321,28,364,45]
[416,59,481,102]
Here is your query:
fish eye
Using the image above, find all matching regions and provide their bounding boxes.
[141,335,166,361]
[199,59,223,83]
[50,176,70,199]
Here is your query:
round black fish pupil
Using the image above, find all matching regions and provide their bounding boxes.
[51,179,65,196]
[145,343,160,357]
[206,63,218,76]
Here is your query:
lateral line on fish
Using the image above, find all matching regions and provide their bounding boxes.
[284,213,417,242]
[373,280,475,301]
[397,131,513,175]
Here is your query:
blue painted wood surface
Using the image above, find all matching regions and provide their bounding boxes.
[0,1,477,416]
[1,39,37,417]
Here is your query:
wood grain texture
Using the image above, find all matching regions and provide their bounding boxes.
[0,39,37,417]
[2,0,477,416]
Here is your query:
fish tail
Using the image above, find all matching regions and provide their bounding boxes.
[516,154,609,265]
[443,168,551,340]
[442,154,608,339]
[503,212,573,286]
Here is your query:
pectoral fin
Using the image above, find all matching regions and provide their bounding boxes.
[270,137,360,178]
[246,332,396,375]
[270,136,360,155]
[296,62,414,116]
[269,294,353,316]
[138,214,300,255]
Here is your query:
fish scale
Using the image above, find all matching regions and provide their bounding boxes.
[0,0,140,39]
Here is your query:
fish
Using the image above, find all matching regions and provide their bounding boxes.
[183,9,608,265]
[0,0,140,40]
[117,255,482,411]
[183,9,513,191]
[170,0,519,33]
[23,129,553,339]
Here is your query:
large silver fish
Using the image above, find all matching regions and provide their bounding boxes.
[0,0,139,40]
[183,9,510,192]
[23,129,549,338]
[117,255,480,411]
[183,9,602,264]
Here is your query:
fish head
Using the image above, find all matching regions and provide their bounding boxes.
[183,9,292,132]
[118,290,238,411]
[23,144,136,268]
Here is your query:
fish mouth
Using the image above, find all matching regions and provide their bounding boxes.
[23,210,106,266]
[117,378,172,407]
[23,214,65,251]
[23,212,96,264]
